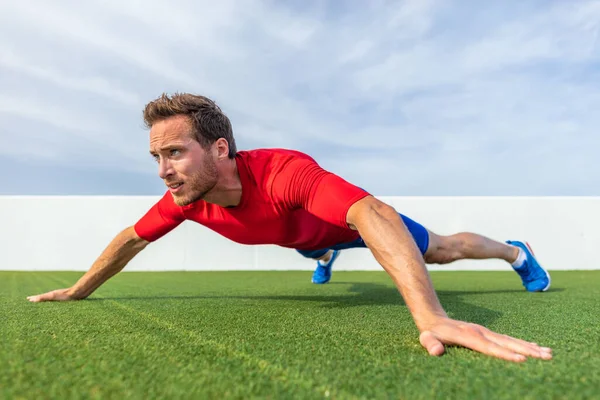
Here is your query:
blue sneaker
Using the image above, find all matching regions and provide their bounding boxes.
[506,240,551,292]
[311,250,341,284]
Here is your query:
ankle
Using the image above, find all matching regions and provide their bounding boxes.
[508,246,519,263]
[511,247,527,268]
[318,250,333,264]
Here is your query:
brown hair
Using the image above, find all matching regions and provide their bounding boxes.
[143,92,237,158]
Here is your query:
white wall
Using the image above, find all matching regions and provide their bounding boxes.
[1,196,597,271]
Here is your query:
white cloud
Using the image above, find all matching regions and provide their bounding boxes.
[0,0,598,195]
[0,48,141,107]
[462,2,600,71]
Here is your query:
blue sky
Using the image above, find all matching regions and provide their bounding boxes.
[1,0,599,196]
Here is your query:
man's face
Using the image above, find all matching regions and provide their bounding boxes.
[149,115,218,206]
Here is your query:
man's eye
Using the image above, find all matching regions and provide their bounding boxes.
[170,149,180,156]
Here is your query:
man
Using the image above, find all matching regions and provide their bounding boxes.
[28,93,553,363]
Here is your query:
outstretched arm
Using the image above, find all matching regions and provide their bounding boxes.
[346,197,446,329]
[27,226,148,302]
[346,195,553,362]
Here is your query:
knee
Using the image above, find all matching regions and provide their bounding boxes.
[424,234,465,264]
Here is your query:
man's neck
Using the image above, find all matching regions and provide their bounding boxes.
[202,158,243,208]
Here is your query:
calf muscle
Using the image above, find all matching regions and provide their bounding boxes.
[425,232,518,264]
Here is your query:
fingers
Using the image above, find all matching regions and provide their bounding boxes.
[27,293,50,302]
[435,325,526,362]
[27,294,41,302]
[467,334,528,362]
[485,332,553,360]
[419,331,445,356]
[27,289,64,303]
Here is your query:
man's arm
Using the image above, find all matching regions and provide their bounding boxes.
[346,197,446,330]
[28,191,185,302]
[346,195,553,362]
[27,226,148,302]
[269,154,552,362]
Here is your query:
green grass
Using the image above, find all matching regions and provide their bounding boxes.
[1,270,599,399]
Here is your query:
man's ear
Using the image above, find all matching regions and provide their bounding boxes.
[216,138,230,159]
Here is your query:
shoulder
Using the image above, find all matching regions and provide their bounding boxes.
[236,148,317,167]
[235,148,323,202]
[236,148,319,183]
[133,191,186,242]
[155,190,187,219]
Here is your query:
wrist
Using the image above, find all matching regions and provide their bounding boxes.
[414,311,448,332]
[66,287,87,300]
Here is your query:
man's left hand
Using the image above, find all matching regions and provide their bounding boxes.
[419,317,553,362]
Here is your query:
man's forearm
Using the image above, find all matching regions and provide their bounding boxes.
[67,226,148,299]
[351,200,447,331]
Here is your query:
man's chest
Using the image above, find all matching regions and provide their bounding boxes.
[184,201,317,245]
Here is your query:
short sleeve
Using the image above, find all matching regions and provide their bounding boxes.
[270,156,371,228]
[134,191,186,242]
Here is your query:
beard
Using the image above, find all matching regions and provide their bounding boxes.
[171,156,218,206]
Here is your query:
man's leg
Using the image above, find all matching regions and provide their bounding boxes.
[299,212,550,291]
[424,230,551,292]
[423,232,518,264]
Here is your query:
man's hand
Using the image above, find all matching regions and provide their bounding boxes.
[419,317,552,362]
[27,288,79,302]
[26,226,148,304]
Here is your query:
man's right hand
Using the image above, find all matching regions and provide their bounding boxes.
[26,226,149,304]
[27,288,80,302]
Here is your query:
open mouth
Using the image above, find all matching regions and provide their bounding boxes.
[167,182,184,193]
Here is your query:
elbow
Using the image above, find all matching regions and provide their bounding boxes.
[123,226,150,251]
[362,196,398,218]
[347,196,398,229]
[369,199,397,217]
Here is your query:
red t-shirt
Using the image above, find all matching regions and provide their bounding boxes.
[133,148,371,250]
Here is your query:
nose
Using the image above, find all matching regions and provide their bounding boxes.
[158,157,174,180]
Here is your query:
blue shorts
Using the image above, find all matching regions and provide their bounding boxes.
[296,213,430,259]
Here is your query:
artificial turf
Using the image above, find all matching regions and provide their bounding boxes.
[1,270,598,399]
